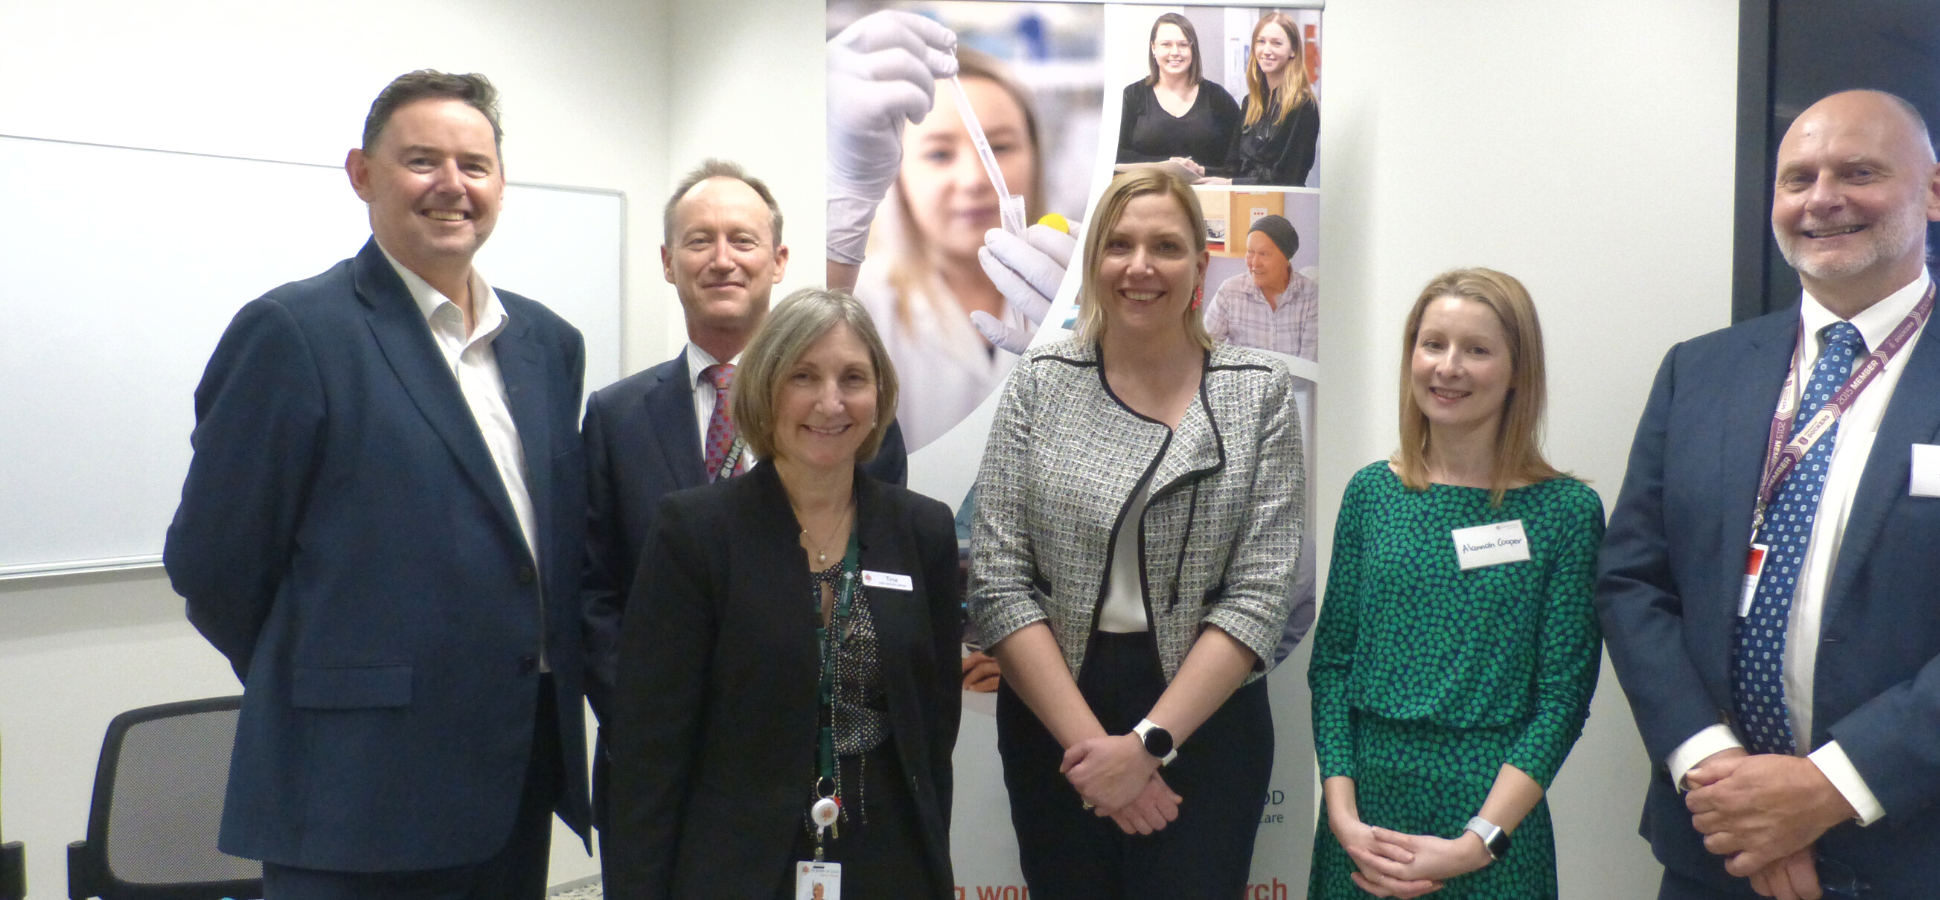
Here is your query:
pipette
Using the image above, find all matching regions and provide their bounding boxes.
[946,74,1028,238]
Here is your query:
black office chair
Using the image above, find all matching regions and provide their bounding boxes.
[1,835,23,900]
[67,696,262,900]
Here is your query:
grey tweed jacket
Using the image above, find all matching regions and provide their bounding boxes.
[968,338,1304,683]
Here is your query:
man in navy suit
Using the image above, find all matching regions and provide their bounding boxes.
[165,71,589,899]
[579,160,907,831]
[1599,90,1940,899]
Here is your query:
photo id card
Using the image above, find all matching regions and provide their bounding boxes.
[1911,444,1940,498]
[795,861,841,900]
[1452,520,1532,570]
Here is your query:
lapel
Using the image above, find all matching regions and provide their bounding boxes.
[1714,312,1799,622]
[1150,355,1228,498]
[854,473,914,685]
[744,461,820,635]
[493,304,552,557]
[353,239,527,551]
[646,353,708,490]
[1826,318,1940,609]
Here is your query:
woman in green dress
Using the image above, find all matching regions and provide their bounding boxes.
[1307,268,1604,899]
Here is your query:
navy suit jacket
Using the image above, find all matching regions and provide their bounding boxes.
[165,239,592,871]
[579,351,907,724]
[1597,303,1940,894]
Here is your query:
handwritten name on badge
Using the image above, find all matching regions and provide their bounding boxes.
[1452,520,1532,570]
[1911,444,1940,498]
[862,570,913,591]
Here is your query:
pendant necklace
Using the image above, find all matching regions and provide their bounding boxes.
[801,502,855,565]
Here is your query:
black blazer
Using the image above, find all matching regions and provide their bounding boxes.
[581,351,908,722]
[165,238,591,870]
[605,462,961,900]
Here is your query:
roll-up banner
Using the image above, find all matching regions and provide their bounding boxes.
[828,3,1322,895]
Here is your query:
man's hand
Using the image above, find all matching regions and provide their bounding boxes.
[1101,771,1181,835]
[1748,847,1822,900]
[1686,753,1854,877]
[1062,733,1158,813]
[960,650,1000,692]
[1682,746,1748,790]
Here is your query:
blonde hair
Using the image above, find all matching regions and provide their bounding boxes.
[1242,13,1316,129]
[1074,169,1213,350]
[884,49,1045,329]
[732,288,900,463]
[1393,268,1564,505]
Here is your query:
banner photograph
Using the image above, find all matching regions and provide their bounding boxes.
[828,2,1323,896]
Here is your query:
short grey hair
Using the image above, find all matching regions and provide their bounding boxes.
[662,158,784,247]
[732,288,899,463]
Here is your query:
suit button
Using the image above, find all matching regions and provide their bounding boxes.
[517,566,536,585]
[519,655,539,675]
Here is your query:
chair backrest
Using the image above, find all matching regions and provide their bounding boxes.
[68,696,262,900]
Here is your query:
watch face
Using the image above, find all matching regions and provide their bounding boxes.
[1142,726,1173,758]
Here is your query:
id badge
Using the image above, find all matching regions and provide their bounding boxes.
[795,861,841,899]
[1451,520,1531,570]
[1738,544,1768,618]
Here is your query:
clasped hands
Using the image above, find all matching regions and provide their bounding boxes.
[1060,733,1179,835]
[1684,747,1855,900]
[1329,815,1490,898]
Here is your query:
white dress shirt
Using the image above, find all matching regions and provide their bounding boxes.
[684,342,754,475]
[1668,270,1933,826]
[379,247,540,565]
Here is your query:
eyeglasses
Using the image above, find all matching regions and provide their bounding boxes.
[1817,857,1870,899]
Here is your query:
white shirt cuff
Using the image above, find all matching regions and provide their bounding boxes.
[1808,741,1885,826]
[1668,725,1744,792]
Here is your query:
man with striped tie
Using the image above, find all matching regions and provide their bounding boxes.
[1599,90,1940,899]
[579,159,908,836]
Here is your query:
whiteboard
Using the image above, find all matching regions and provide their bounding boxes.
[0,134,625,578]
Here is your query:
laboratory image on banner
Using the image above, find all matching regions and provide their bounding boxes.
[827,0,1104,455]
[828,2,1322,896]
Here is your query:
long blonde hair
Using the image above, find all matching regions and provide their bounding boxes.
[1392,268,1564,505]
[1242,12,1315,129]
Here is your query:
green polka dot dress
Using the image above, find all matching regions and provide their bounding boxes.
[1307,462,1605,900]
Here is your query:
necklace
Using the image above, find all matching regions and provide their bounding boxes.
[799,502,855,565]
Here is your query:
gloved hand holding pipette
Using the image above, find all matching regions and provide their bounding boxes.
[826,10,959,270]
[975,219,1077,354]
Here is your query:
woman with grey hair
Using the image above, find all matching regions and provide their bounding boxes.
[970,169,1305,898]
[608,289,963,900]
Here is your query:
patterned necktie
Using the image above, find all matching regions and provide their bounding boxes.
[700,363,739,482]
[1732,321,1865,755]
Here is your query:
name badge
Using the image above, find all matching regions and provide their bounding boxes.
[1911,444,1940,498]
[862,570,913,591]
[1452,520,1531,570]
[795,861,841,899]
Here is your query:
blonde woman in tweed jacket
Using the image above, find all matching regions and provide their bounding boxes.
[969,169,1306,900]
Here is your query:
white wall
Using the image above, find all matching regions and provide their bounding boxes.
[0,1,672,894]
[1,0,1744,897]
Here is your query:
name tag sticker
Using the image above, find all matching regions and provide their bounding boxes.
[1911,444,1940,498]
[1452,520,1532,570]
[862,570,913,591]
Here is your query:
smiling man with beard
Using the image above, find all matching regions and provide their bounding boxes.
[1598,90,1940,900]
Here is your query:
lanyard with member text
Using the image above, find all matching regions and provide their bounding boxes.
[1750,281,1934,538]
[807,533,862,859]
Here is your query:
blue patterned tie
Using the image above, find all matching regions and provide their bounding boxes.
[1732,321,1865,755]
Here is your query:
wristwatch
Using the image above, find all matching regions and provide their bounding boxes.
[1132,718,1177,765]
[1463,816,1511,861]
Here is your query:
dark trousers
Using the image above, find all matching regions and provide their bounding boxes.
[264,678,564,900]
[771,744,935,900]
[997,631,1273,900]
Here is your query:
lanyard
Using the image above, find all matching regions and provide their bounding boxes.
[814,534,862,783]
[1750,281,1934,537]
